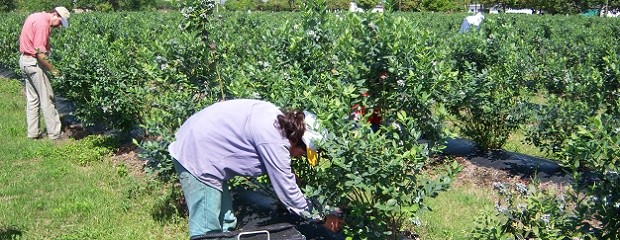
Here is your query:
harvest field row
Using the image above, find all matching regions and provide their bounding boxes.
[1,2,618,238]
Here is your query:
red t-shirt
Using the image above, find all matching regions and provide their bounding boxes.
[368,107,382,125]
[19,12,51,56]
[351,104,382,125]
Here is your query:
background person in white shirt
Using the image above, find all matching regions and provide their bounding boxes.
[460,12,485,33]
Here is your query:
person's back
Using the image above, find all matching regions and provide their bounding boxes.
[20,12,51,57]
[169,99,287,190]
[169,99,330,237]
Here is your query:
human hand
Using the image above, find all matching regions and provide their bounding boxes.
[323,214,345,232]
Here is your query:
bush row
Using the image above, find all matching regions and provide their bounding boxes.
[1,0,175,12]
[1,4,618,238]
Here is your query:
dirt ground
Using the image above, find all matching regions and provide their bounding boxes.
[449,157,573,206]
[109,143,147,178]
[107,141,569,195]
[453,156,523,186]
[105,142,573,240]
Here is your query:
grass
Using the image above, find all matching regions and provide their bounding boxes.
[415,183,497,240]
[501,90,552,159]
[503,127,549,159]
[0,78,186,239]
[0,77,538,239]
[420,95,554,239]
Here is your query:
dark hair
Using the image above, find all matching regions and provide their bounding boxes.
[276,110,306,145]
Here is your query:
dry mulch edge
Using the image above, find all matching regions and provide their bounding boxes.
[428,156,568,193]
[453,156,522,187]
[106,146,566,189]
[103,148,582,239]
[107,145,567,193]
[63,123,148,178]
[109,143,147,178]
[451,156,604,230]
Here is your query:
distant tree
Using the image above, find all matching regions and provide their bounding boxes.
[576,0,620,14]
[421,0,461,11]
[488,0,620,13]
[260,0,290,11]
[17,0,73,12]
[388,0,423,11]
[327,0,349,11]
[0,0,16,12]
[67,0,159,11]
[541,0,579,14]
[287,0,300,10]
[224,0,258,11]
[109,0,119,10]
[356,0,379,10]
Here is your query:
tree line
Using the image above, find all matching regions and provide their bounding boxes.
[0,0,174,12]
[2,0,619,13]
[224,0,620,14]
[474,0,620,14]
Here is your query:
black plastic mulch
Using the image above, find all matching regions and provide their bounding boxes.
[443,137,599,184]
[191,189,346,240]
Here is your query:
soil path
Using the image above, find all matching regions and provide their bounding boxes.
[443,137,573,185]
[0,65,16,79]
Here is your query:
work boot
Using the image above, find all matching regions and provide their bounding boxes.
[28,132,44,140]
[50,132,69,143]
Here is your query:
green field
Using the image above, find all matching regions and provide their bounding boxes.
[0,76,504,239]
[1,7,617,239]
[0,78,186,239]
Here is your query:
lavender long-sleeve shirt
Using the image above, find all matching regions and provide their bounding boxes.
[168,99,311,215]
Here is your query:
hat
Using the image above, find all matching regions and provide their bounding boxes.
[55,7,70,28]
[302,110,326,166]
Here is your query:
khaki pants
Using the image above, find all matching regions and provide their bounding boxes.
[19,55,61,139]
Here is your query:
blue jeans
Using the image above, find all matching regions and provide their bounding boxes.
[173,159,237,237]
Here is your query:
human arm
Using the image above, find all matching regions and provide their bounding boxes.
[256,143,313,216]
[258,142,347,232]
[31,18,57,76]
[35,52,58,76]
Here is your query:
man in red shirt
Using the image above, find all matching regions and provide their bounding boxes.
[19,7,70,140]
